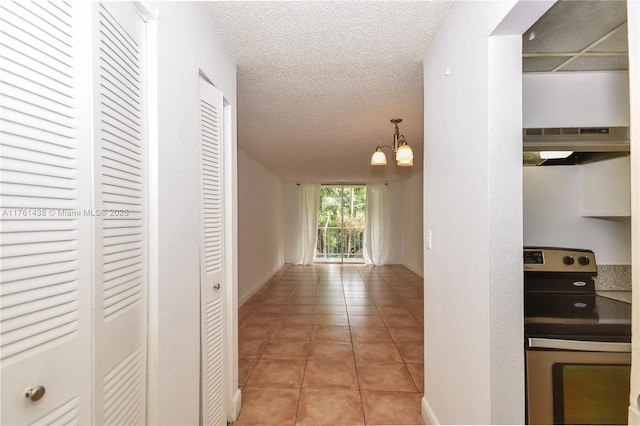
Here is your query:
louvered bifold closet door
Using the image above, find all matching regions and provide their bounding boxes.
[199,78,226,426]
[0,1,92,424]
[92,3,147,425]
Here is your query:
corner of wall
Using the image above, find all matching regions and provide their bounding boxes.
[230,389,241,422]
[238,261,284,306]
[403,261,424,278]
[422,396,440,425]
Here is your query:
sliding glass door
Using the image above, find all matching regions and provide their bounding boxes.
[316,185,366,263]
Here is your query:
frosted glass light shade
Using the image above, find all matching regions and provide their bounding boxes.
[395,144,414,163]
[397,157,413,167]
[371,149,387,165]
[540,151,573,160]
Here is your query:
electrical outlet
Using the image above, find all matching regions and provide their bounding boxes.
[425,230,432,250]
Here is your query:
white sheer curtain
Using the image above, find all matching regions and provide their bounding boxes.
[363,182,390,265]
[297,183,321,265]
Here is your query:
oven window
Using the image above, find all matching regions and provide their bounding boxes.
[552,363,631,425]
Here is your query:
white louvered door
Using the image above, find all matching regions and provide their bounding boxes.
[0,1,92,424]
[92,3,147,425]
[1,1,147,424]
[199,78,227,426]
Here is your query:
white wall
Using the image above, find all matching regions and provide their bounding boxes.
[524,165,632,265]
[283,182,301,263]
[144,3,237,425]
[238,149,284,304]
[523,71,630,128]
[403,172,424,276]
[422,1,531,423]
[386,181,404,264]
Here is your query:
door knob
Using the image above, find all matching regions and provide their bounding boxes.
[25,386,45,402]
[213,283,221,290]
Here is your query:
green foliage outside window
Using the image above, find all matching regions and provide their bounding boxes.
[317,186,366,260]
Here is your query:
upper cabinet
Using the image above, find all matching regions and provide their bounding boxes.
[523,72,630,129]
[582,156,631,218]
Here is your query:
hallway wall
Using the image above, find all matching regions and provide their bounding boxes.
[238,149,285,304]
[144,2,237,424]
[422,0,536,423]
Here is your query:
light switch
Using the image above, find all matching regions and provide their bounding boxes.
[425,230,432,250]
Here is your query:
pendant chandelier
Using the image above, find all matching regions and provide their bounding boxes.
[370,118,414,167]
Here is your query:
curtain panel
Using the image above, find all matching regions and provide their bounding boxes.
[363,182,390,265]
[297,183,320,265]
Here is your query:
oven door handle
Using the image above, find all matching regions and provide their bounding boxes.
[528,338,631,352]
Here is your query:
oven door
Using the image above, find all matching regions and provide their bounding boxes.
[526,338,631,425]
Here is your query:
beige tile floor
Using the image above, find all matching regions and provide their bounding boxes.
[235,263,424,425]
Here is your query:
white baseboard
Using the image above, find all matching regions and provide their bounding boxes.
[403,262,424,278]
[238,263,284,306]
[422,396,439,425]
[230,388,241,422]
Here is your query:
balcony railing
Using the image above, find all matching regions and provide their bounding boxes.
[316,226,364,260]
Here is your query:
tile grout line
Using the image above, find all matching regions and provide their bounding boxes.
[387,276,422,395]
[351,268,368,426]
[367,268,422,397]
[238,264,423,425]
[292,281,315,426]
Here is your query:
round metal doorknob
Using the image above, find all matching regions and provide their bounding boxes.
[213,283,221,290]
[25,386,45,402]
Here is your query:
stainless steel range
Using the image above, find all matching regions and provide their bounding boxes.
[524,247,632,425]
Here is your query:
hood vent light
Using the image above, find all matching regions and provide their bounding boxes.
[539,150,573,160]
[523,127,629,166]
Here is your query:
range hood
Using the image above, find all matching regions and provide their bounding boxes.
[523,127,630,166]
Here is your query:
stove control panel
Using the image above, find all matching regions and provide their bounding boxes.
[524,247,597,273]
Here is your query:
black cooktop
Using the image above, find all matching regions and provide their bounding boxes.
[525,292,632,342]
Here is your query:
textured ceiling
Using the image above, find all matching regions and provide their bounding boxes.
[523,0,628,73]
[204,1,452,181]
